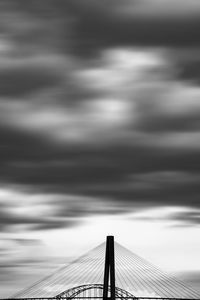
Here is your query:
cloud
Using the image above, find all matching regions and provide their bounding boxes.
[1,0,200,60]
[1,48,200,147]
[171,210,200,227]
[0,48,200,219]
[112,0,200,19]
[0,187,80,232]
[0,55,65,97]
[0,1,200,225]
[62,0,200,54]
[0,186,131,233]
[132,206,200,227]
[169,47,200,83]
[0,0,72,54]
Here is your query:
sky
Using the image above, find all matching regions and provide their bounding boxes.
[0,0,200,297]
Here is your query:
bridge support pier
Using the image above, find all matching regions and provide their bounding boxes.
[103,236,115,300]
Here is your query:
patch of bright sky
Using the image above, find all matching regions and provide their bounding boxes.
[33,206,200,273]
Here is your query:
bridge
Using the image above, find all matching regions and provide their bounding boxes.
[4,236,200,300]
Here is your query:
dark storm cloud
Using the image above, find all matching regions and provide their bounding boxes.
[0,127,52,170]
[61,0,200,84]
[0,180,129,233]
[1,104,200,227]
[0,207,77,232]
[0,0,70,53]
[59,0,200,58]
[178,61,200,84]
[0,189,80,232]
[0,57,63,97]
[1,126,200,213]
[0,0,200,232]
[134,103,200,133]
[170,48,200,83]
[3,0,200,57]
[74,16,200,53]
[172,210,200,227]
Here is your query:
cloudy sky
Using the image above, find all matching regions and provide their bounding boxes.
[0,0,200,297]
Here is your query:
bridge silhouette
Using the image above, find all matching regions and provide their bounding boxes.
[6,236,200,300]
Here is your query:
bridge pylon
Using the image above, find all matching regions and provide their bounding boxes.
[103,236,115,300]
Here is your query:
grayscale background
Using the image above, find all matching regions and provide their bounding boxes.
[0,0,200,297]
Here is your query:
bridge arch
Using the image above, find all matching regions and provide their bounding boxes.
[55,284,136,299]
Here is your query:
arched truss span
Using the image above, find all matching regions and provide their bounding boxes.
[56,284,136,299]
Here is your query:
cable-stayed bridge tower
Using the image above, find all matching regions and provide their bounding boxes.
[103,236,115,300]
[5,236,200,300]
